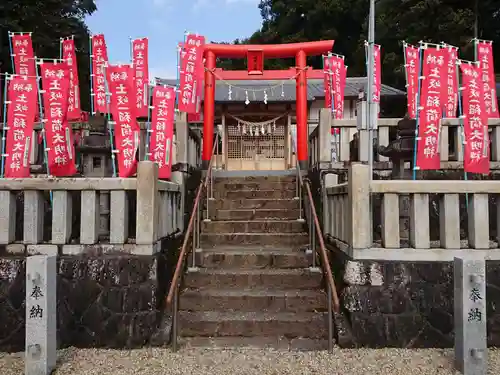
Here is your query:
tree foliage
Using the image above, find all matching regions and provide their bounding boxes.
[220,0,500,89]
[0,0,97,110]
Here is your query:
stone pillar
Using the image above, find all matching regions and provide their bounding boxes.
[392,159,411,244]
[348,163,371,252]
[172,112,188,232]
[454,255,487,374]
[356,100,370,162]
[136,161,159,246]
[25,255,57,375]
[323,173,339,236]
[318,108,333,169]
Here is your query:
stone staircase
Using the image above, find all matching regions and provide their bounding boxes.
[177,173,330,350]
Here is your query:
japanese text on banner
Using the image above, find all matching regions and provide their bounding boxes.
[91,34,109,114]
[442,47,458,118]
[178,34,205,114]
[61,38,81,120]
[324,56,346,118]
[107,64,140,177]
[460,63,490,174]
[404,44,419,119]
[40,62,77,176]
[416,47,446,170]
[476,41,499,118]
[323,56,333,110]
[367,44,381,103]
[132,38,149,118]
[4,76,38,177]
[11,34,37,77]
[149,86,175,179]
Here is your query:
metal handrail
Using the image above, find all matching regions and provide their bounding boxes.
[294,151,339,353]
[166,132,219,351]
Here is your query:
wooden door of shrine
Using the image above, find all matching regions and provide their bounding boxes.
[225,116,287,171]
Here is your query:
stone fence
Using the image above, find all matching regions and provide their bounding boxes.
[324,163,500,262]
[309,108,500,170]
[0,161,182,256]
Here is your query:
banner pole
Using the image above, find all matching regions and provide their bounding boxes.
[89,35,95,115]
[1,74,9,177]
[102,63,117,177]
[455,61,469,208]
[8,32,16,73]
[412,45,424,180]
[35,59,53,203]
[144,85,153,161]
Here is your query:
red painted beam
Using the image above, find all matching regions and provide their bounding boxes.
[214,68,325,81]
[204,40,335,58]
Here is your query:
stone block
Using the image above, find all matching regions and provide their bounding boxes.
[27,245,59,256]
[25,255,57,375]
[454,256,487,375]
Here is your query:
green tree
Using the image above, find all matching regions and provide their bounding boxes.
[220,0,500,89]
[0,0,97,110]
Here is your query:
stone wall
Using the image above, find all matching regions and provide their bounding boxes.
[0,237,180,352]
[329,252,500,348]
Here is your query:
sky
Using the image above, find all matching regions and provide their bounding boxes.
[85,0,262,80]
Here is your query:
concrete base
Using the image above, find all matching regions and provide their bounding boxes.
[298,160,308,170]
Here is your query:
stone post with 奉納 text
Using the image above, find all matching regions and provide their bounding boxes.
[25,255,57,375]
[454,255,487,375]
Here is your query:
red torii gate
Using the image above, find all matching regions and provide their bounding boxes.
[201,40,335,169]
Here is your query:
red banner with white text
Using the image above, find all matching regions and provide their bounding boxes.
[178,34,205,114]
[61,38,81,120]
[476,41,499,118]
[460,63,490,174]
[40,62,77,176]
[149,86,175,179]
[91,34,109,114]
[404,44,419,119]
[10,34,36,77]
[107,64,140,177]
[367,44,381,103]
[187,48,204,122]
[132,38,149,118]
[323,55,333,110]
[4,75,38,177]
[415,47,446,170]
[443,46,458,118]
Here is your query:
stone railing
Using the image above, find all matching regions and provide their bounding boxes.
[324,163,500,261]
[0,161,181,256]
[310,108,500,170]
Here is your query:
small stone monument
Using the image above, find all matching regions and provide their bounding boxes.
[454,255,487,375]
[25,255,57,375]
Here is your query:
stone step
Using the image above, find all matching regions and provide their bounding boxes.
[179,336,330,351]
[213,181,297,192]
[184,268,322,289]
[202,220,306,234]
[200,232,309,247]
[196,247,310,269]
[217,189,296,200]
[209,198,299,210]
[214,176,296,185]
[179,288,327,312]
[213,209,301,221]
[178,311,328,338]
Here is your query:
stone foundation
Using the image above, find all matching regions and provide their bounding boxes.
[0,239,180,352]
[330,251,500,348]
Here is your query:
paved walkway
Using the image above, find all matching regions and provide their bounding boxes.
[2,347,499,374]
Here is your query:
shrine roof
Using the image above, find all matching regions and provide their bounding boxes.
[156,77,405,102]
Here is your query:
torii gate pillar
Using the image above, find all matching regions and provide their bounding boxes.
[201,40,334,169]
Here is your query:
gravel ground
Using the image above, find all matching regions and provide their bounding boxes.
[1,347,499,375]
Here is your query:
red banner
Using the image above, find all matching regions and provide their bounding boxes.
[415,47,446,170]
[10,34,36,77]
[476,41,499,118]
[371,44,381,103]
[460,63,490,174]
[443,46,458,118]
[149,86,175,179]
[323,55,333,110]
[178,34,205,114]
[61,38,81,120]
[404,44,419,119]
[132,38,149,118]
[323,55,346,119]
[4,75,38,177]
[91,34,109,114]
[107,64,140,178]
[40,62,77,176]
